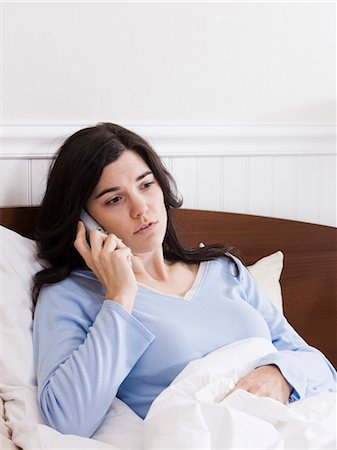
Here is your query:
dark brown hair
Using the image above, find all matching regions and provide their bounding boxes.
[33,123,235,307]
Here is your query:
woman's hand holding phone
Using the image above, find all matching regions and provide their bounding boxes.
[74,221,137,313]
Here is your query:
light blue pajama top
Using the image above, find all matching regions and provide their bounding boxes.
[33,255,336,437]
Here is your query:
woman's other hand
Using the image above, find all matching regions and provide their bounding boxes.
[74,221,137,313]
[229,364,293,404]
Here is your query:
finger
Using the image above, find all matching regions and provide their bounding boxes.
[235,378,267,397]
[119,246,134,267]
[228,376,255,396]
[228,381,248,394]
[111,246,132,263]
[117,246,132,259]
[107,247,133,269]
[101,233,133,267]
[100,233,122,252]
[237,382,259,395]
[90,229,110,263]
[74,221,92,260]
[75,220,86,241]
[113,236,127,249]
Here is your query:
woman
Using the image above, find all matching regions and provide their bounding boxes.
[33,122,336,438]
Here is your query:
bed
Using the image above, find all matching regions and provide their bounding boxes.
[1,206,336,449]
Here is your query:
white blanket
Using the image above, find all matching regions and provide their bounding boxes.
[9,338,336,450]
[144,338,336,449]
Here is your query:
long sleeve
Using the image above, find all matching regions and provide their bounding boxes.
[232,255,337,401]
[33,276,154,437]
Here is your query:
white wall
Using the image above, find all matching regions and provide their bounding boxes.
[2,2,335,124]
[1,2,336,226]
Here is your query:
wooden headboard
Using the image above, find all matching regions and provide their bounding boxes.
[1,206,336,368]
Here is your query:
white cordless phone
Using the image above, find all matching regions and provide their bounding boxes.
[80,210,132,267]
[80,210,108,239]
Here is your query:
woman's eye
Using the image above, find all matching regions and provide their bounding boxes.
[142,181,155,189]
[106,196,121,205]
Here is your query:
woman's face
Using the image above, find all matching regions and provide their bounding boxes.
[86,150,167,255]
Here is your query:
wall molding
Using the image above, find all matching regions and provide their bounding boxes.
[1,124,336,159]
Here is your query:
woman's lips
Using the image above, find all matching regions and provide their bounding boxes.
[134,221,158,235]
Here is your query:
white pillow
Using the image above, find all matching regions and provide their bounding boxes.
[0,225,283,448]
[248,250,284,313]
[0,226,142,449]
[0,226,46,426]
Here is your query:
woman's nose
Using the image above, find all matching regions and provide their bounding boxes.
[130,194,149,218]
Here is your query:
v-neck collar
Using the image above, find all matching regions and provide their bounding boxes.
[137,261,209,300]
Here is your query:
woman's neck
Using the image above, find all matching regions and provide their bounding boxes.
[131,249,173,283]
[132,252,200,298]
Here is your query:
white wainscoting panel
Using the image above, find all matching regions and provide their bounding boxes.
[31,159,51,206]
[319,155,337,227]
[247,156,273,217]
[0,159,30,206]
[221,156,247,214]
[197,157,222,211]
[272,156,297,221]
[1,125,336,227]
[170,157,198,209]
[297,156,321,225]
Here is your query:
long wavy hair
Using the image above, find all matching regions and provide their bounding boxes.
[32,122,236,307]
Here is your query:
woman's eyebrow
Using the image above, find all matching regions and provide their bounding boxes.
[95,170,153,199]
